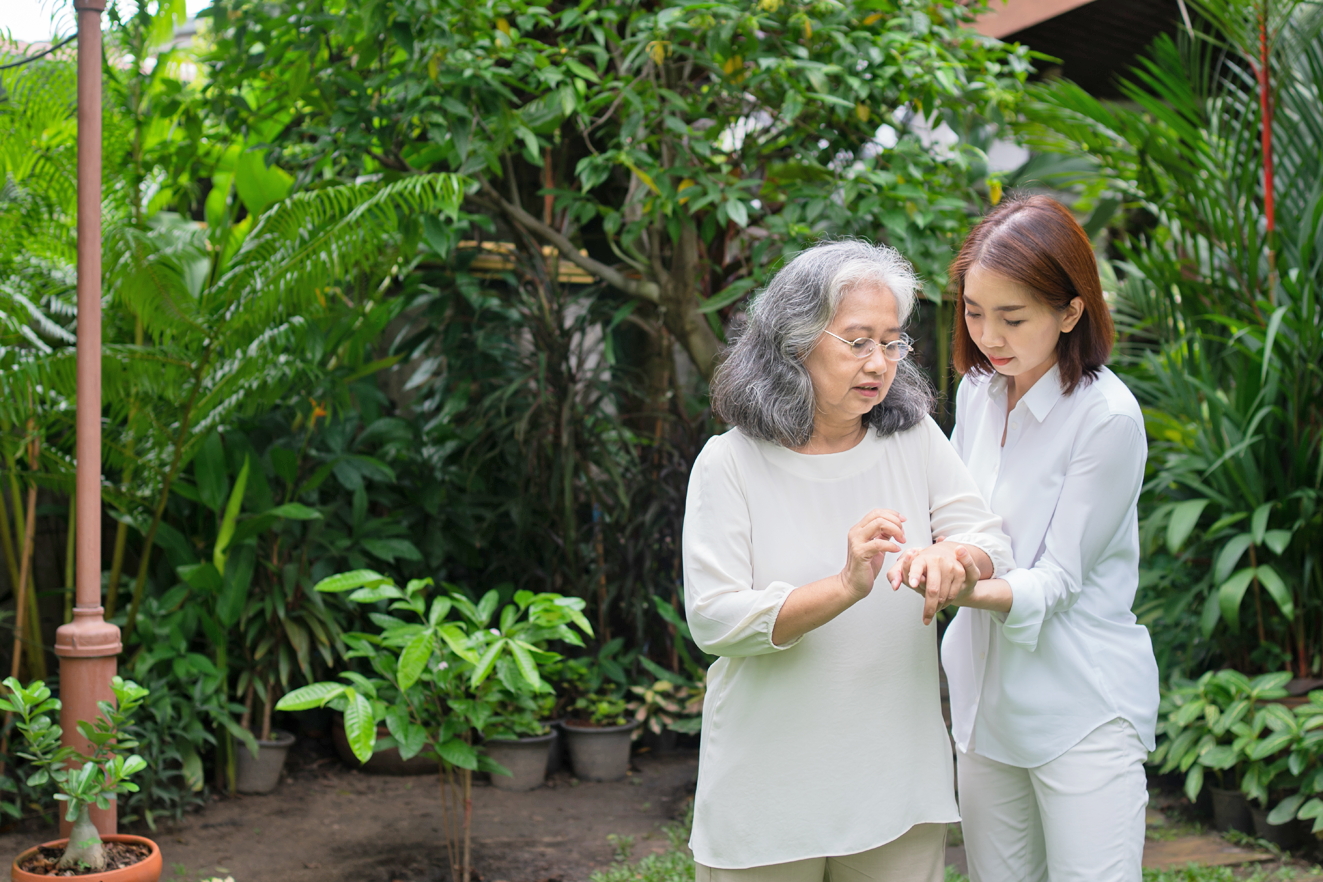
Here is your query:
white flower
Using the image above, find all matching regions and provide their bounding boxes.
[490,628,500,636]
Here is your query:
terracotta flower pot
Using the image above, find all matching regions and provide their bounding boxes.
[11,834,162,882]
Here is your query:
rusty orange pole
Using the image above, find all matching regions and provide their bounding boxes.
[53,0,122,839]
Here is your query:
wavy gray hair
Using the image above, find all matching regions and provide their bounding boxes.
[711,240,934,448]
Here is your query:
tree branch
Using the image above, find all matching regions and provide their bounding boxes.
[475,181,660,303]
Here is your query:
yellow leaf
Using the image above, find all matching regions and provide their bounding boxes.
[989,179,1003,206]
[758,0,781,10]
[855,103,870,122]
[624,161,661,195]
[495,17,511,35]
[803,18,812,38]
[722,55,744,75]
[647,40,669,64]
[863,12,884,25]
[678,178,696,205]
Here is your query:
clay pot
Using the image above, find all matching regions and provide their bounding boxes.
[484,731,555,791]
[235,729,296,794]
[545,720,566,775]
[11,834,162,882]
[1209,785,1253,834]
[562,719,640,782]
[331,718,435,775]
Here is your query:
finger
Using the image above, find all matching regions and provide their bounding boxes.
[887,560,903,591]
[861,537,901,560]
[909,554,929,589]
[860,510,907,543]
[865,514,906,545]
[923,579,941,625]
[934,534,947,543]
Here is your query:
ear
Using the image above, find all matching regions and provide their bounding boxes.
[1059,297,1085,333]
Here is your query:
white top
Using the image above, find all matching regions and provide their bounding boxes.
[941,365,1159,768]
[683,417,1015,869]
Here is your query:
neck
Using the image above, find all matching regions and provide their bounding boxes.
[797,414,866,455]
[1007,358,1057,411]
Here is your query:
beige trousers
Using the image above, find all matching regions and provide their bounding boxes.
[694,823,947,882]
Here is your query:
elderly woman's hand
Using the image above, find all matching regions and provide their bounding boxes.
[839,509,908,598]
[888,542,981,625]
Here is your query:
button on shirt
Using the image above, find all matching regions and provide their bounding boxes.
[940,365,1160,768]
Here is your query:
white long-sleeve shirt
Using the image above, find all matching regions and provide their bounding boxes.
[683,417,1014,869]
[941,364,1159,768]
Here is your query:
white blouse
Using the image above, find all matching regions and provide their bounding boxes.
[683,417,1015,869]
[941,365,1160,769]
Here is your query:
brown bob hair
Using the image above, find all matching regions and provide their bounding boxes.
[950,195,1114,395]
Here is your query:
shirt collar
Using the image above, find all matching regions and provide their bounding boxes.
[1019,362,1065,422]
[986,363,1064,422]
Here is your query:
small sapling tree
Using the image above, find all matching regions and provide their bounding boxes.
[0,676,151,871]
[278,570,592,882]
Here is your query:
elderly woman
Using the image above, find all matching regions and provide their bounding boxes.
[683,240,1015,881]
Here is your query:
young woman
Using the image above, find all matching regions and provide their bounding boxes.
[892,196,1159,881]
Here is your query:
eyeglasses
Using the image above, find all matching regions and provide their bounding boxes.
[822,331,914,361]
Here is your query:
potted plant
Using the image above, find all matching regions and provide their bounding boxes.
[562,691,639,782]
[276,570,591,882]
[1,676,164,881]
[627,672,706,752]
[482,690,557,792]
[1259,690,1323,842]
[1150,669,1290,833]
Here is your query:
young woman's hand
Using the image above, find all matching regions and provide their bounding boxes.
[839,509,907,599]
[888,541,981,625]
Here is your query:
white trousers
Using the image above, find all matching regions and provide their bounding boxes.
[694,823,946,882]
[957,718,1148,882]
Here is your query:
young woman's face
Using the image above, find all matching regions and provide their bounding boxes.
[962,264,1082,385]
[803,282,903,426]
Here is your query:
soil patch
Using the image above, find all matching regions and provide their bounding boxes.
[17,841,153,876]
[0,736,699,882]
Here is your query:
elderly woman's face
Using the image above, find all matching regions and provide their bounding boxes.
[803,282,903,426]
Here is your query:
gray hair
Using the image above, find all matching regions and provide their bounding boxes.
[711,240,934,448]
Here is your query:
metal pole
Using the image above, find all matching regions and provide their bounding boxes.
[53,0,122,839]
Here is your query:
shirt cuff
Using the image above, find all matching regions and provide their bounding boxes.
[944,533,1015,579]
[1000,568,1045,650]
[766,581,806,651]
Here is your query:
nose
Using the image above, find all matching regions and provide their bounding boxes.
[980,324,1003,350]
[863,344,891,374]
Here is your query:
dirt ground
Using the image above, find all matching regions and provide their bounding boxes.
[0,736,701,882]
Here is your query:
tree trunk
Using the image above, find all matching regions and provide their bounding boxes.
[58,804,106,871]
[656,223,722,381]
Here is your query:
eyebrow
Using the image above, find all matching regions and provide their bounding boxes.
[961,297,1026,313]
[841,323,904,335]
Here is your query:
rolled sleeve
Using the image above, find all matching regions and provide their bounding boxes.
[995,413,1147,651]
[682,436,804,658]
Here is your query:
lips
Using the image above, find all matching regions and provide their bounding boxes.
[854,385,881,397]
[988,356,1013,367]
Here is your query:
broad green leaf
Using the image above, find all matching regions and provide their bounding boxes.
[1251,503,1273,545]
[1166,499,1210,553]
[1256,566,1294,619]
[508,640,543,691]
[361,538,423,563]
[1248,730,1296,760]
[343,689,376,764]
[438,737,479,770]
[1218,568,1257,631]
[177,562,223,594]
[1213,533,1253,585]
[315,570,390,593]
[265,503,322,520]
[276,682,345,711]
[1184,763,1205,802]
[1263,529,1292,555]
[194,432,228,513]
[397,632,434,692]
[437,624,480,665]
[470,640,504,687]
[476,590,500,626]
[348,584,407,603]
[235,149,294,216]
